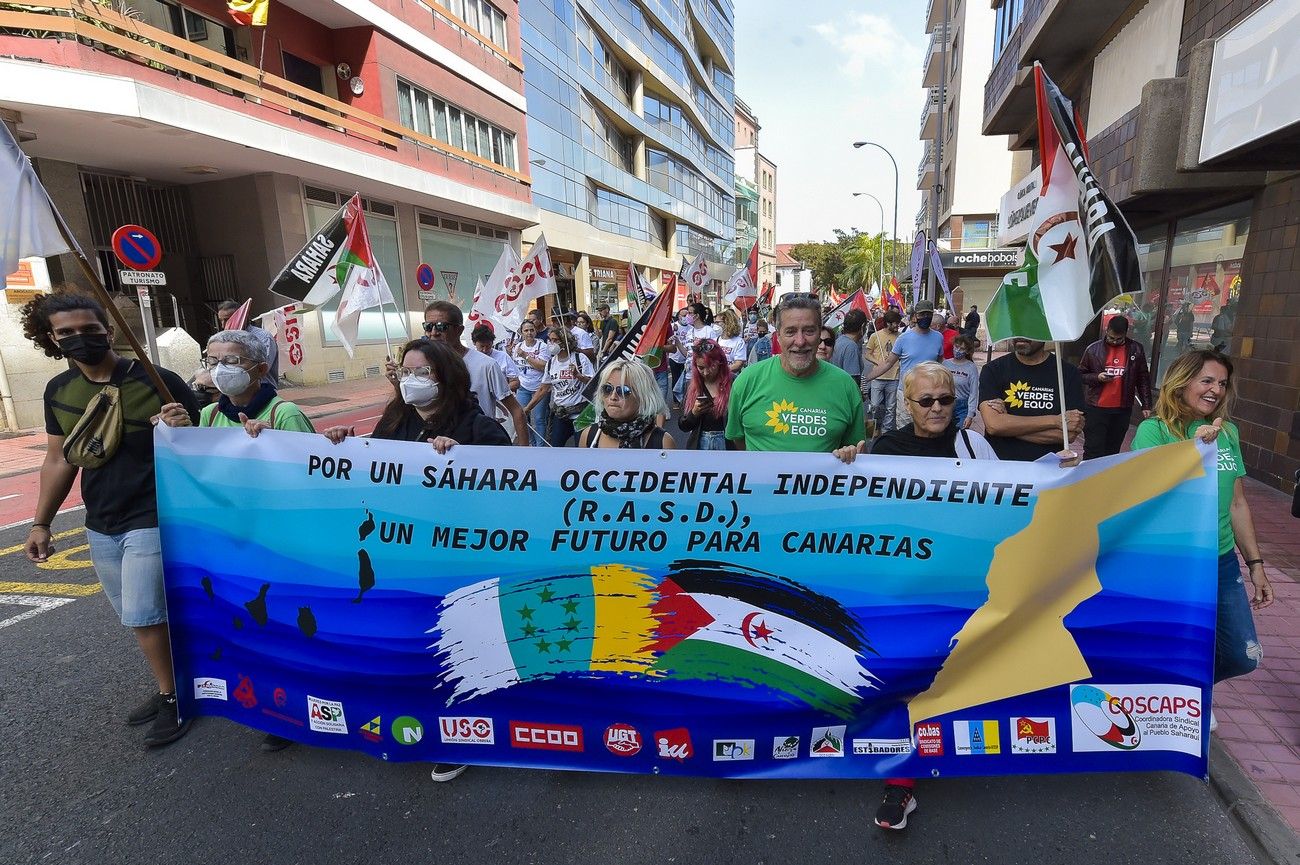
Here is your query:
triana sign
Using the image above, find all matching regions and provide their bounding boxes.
[938,248,1021,270]
[998,165,1042,247]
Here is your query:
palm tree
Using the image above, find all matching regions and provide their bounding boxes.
[839,232,886,295]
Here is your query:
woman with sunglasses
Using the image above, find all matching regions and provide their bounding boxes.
[521,327,594,447]
[325,338,509,454]
[836,362,995,831]
[678,339,733,450]
[511,320,551,447]
[577,358,675,449]
[816,326,837,362]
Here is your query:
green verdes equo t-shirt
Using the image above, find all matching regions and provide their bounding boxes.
[726,357,865,452]
[1131,417,1244,555]
[200,398,316,433]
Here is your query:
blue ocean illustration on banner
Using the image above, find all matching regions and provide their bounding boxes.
[156,427,1217,778]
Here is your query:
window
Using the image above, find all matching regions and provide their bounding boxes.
[136,0,236,58]
[961,219,992,250]
[395,78,517,170]
[993,0,1024,62]
[445,0,508,53]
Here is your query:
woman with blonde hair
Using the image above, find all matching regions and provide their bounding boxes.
[717,308,746,373]
[577,358,675,449]
[1132,349,1272,690]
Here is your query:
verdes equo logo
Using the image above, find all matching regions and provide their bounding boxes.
[604,723,642,756]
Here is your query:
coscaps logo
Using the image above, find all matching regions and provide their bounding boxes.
[439,716,494,745]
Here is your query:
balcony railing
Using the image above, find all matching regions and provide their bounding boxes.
[0,0,531,185]
[919,86,940,137]
[922,23,950,87]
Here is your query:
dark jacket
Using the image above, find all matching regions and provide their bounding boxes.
[1078,337,1152,410]
[376,399,511,446]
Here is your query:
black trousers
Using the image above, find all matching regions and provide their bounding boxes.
[1083,406,1132,460]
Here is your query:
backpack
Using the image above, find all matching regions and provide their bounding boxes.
[62,362,132,469]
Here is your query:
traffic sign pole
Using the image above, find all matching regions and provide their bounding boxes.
[136,287,162,366]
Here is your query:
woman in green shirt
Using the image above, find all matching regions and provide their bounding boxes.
[1131,349,1272,684]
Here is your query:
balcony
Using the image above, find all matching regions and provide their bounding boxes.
[917,144,935,190]
[919,87,940,140]
[982,26,1035,137]
[1020,0,1135,74]
[925,0,945,32]
[921,24,950,88]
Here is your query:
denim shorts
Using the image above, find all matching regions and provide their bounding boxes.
[85,527,168,627]
[1214,550,1263,683]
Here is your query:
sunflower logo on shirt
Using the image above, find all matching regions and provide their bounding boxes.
[765,400,829,438]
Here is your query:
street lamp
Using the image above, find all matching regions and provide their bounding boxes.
[851,141,899,283]
[851,192,885,294]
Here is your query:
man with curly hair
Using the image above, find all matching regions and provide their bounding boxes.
[22,289,199,747]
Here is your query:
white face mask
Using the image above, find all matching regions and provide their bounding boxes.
[400,376,440,407]
[212,363,252,396]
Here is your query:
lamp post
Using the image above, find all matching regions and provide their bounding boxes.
[851,192,886,295]
[851,141,899,284]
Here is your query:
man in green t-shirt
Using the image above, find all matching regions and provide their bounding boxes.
[726,294,865,453]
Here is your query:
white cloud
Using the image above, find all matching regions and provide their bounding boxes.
[812,13,922,80]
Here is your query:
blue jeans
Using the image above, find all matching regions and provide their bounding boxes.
[549,409,578,448]
[85,527,167,627]
[517,387,548,447]
[655,369,671,412]
[674,362,692,402]
[1215,551,1263,683]
[868,379,897,432]
[698,430,727,451]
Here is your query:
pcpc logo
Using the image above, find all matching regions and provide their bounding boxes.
[511,721,584,752]
[604,723,642,756]
[439,716,494,744]
[654,728,693,761]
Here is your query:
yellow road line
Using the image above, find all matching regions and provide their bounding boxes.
[0,581,100,597]
[0,528,85,558]
[37,544,92,571]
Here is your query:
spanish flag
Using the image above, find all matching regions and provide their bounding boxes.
[227,0,268,26]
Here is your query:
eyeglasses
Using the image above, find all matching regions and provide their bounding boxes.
[600,383,634,398]
[422,321,453,334]
[819,337,836,347]
[397,366,434,380]
[201,354,252,369]
[908,394,957,408]
[692,340,717,355]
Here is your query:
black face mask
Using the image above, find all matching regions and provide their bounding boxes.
[58,333,111,365]
[916,314,933,330]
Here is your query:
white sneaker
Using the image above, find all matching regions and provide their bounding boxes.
[430,763,468,782]
[1209,710,1218,733]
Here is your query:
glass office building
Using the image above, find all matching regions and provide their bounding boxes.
[521,0,736,311]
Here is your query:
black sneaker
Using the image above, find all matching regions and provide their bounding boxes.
[126,692,166,727]
[143,694,191,747]
[430,763,468,782]
[873,784,917,830]
[261,733,294,752]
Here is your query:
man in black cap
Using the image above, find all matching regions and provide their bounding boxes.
[861,299,944,430]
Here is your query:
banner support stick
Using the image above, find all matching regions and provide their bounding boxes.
[1053,342,1071,455]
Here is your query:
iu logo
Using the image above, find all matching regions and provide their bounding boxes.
[654,728,693,761]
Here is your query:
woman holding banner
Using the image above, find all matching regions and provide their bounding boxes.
[836,361,996,830]
[1132,349,1272,698]
[678,340,733,451]
[577,358,674,450]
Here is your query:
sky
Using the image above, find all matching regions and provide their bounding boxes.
[734,0,926,246]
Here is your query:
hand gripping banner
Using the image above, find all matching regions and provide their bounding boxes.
[157,429,1217,778]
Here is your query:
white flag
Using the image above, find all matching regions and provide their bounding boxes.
[679,252,709,298]
[470,244,524,337]
[502,234,558,313]
[1,121,74,280]
[331,263,396,357]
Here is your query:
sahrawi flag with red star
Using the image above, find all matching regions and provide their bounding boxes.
[986,63,1141,343]
[723,241,758,311]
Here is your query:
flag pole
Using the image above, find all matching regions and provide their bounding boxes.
[49,216,176,403]
[378,299,396,359]
[1053,342,1071,454]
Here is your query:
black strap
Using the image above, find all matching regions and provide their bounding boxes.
[959,428,976,459]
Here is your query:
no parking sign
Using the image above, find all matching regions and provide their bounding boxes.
[111,224,163,271]
[416,262,436,301]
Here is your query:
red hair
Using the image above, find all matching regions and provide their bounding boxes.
[685,342,733,420]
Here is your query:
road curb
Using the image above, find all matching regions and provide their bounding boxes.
[1209,738,1300,865]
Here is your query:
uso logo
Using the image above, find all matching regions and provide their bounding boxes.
[510,721,584,752]
[604,723,642,756]
[439,716,494,745]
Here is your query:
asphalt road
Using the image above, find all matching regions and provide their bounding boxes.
[0,514,1268,865]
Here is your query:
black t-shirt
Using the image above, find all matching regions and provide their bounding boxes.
[977,352,1084,462]
[44,359,199,534]
[375,400,511,447]
[600,317,620,346]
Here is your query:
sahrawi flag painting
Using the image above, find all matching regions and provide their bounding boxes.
[431,562,877,718]
[986,64,1142,343]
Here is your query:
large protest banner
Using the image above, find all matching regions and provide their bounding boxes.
[156,428,1217,779]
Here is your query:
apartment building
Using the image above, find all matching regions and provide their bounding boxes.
[519,0,736,312]
[918,0,1015,314]
[734,96,777,287]
[0,0,540,422]
[984,0,1300,491]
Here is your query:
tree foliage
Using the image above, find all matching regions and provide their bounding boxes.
[786,231,910,299]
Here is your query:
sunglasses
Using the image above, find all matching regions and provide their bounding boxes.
[397,366,434,380]
[908,394,957,408]
[819,337,836,347]
[422,321,453,333]
[692,340,717,354]
[600,383,634,398]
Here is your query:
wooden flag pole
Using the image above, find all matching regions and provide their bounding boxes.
[51,216,177,403]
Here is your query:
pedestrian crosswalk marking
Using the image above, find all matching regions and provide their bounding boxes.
[0,594,77,630]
